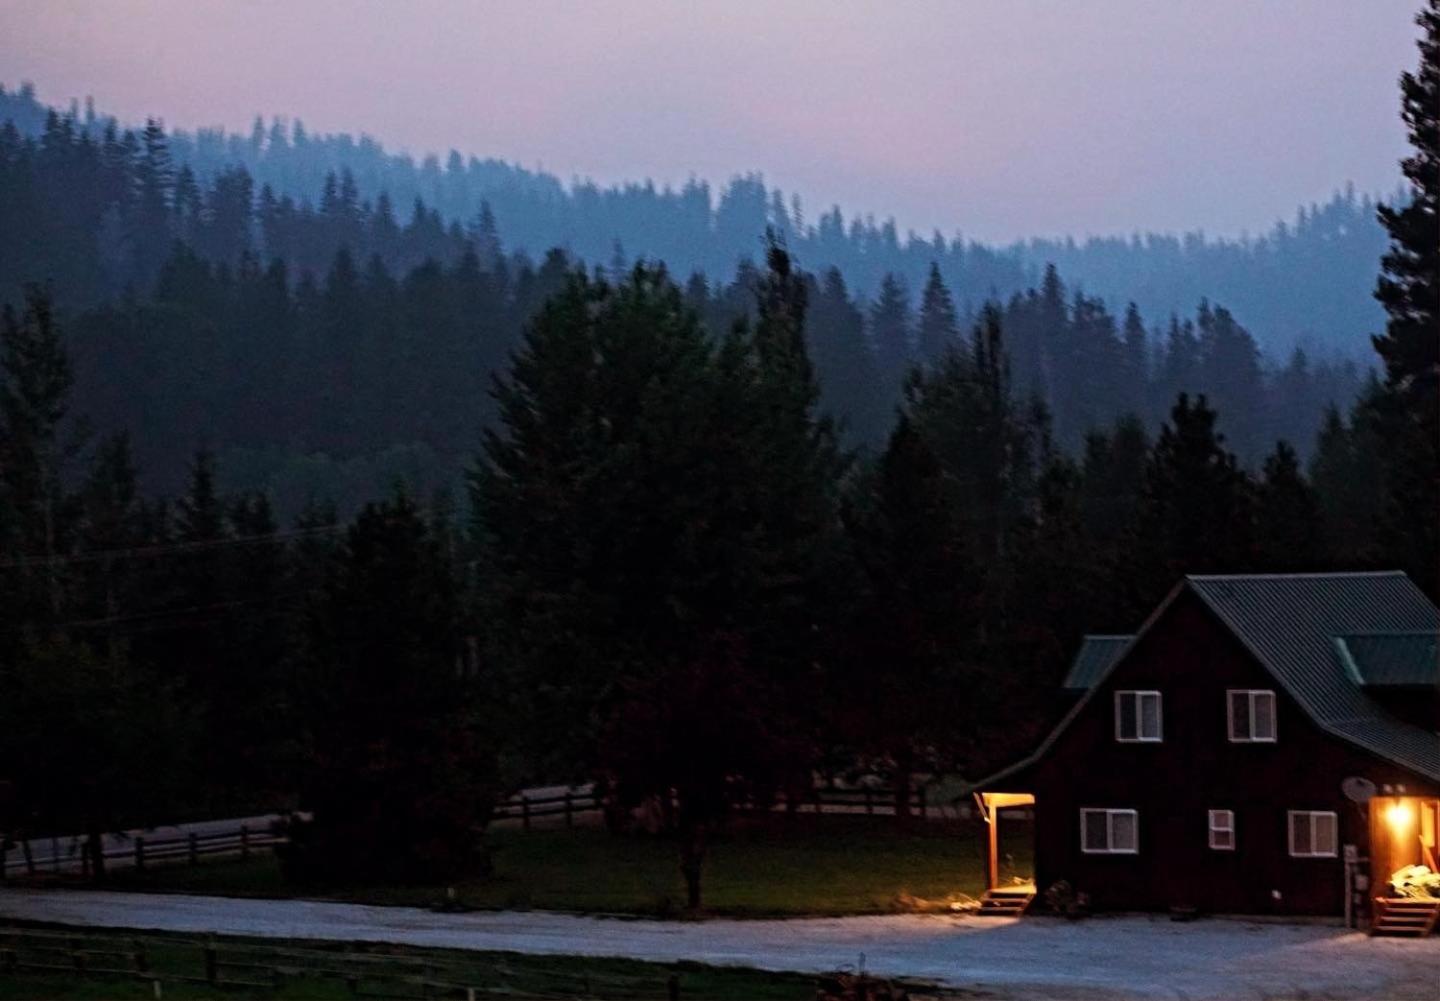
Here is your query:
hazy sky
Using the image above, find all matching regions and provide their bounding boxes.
[0,0,1422,242]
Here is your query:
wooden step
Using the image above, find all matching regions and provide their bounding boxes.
[1370,897,1440,937]
[978,889,1034,917]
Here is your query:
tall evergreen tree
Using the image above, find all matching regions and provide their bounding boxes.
[1135,393,1253,602]
[1370,0,1439,596]
[916,262,959,364]
[1255,440,1325,571]
[0,286,78,633]
[869,272,912,402]
[840,416,974,807]
[283,491,491,883]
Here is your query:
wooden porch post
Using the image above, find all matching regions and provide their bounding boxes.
[986,799,998,891]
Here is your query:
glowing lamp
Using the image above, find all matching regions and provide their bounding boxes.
[1386,800,1414,833]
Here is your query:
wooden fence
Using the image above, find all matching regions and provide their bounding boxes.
[492,785,930,830]
[2,823,286,879]
[2,785,933,877]
[0,926,691,999]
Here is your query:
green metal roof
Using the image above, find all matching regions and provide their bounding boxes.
[1188,572,1439,782]
[1063,635,1133,690]
[974,571,1440,793]
[1333,631,1439,687]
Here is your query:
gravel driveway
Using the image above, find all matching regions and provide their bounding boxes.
[1,889,1435,999]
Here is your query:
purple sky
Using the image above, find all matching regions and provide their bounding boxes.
[0,0,1422,242]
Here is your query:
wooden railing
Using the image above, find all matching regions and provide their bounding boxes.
[0,926,696,998]
[2,823,286,878]
[491,785,930,830]
[3,785,933,877]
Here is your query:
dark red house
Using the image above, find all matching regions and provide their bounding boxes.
[974,571,1440,927]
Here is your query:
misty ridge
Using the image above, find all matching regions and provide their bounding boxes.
[0,83,1392,357]
[0,82,1383,514]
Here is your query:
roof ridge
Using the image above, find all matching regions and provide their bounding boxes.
[1187,570,1406,581]
[1334,629,1439,638]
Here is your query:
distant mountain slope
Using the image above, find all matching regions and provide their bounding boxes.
[0,82,1388,357]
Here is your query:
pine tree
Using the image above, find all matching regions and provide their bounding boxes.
[869,272,912,402]
[1255,440,1325,571]
[1369,0,1439,596]
[0,286,78,632]
[809,267,886,446]
[1135,393,1253,601]
[916,262,959,364]
[284,491,490,884]
[1309,400,1386,566]
[840,416,973,810]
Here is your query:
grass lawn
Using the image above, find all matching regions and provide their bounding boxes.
[104,816,1017,917]
[0,924,819,999]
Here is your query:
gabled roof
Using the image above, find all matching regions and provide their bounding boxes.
[1188,572,1439,782]
[1063,635,1132,690]
[974,572,1440,791]
[1333,631,1439,687]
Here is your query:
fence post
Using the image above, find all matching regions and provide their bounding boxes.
[203,940,217,985]
[668,971,681,1000]
[919,786,927,820]
[133,939,149,974]
[564,791,573,829]
[521,796,530,832]
[22,838,35,875]
[134,836,145,871]
[188,832,199,866]
[240,824,250,858]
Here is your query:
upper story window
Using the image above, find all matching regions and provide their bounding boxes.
[1208,809,1235,850]
[1115,690,1162,742]
[1227,689,1277,742]
[1288,810,1338,858]
[1081,808,1139,854]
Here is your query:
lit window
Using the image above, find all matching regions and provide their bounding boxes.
[1288,810,1338,857]
[1228,689,1277,742]
[1115,690,1163,742]
[1081,808,1139,854]
[1208,809,1235,850]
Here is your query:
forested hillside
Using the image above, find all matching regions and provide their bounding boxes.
[1,82,1390,357]
[0,99,1365,511]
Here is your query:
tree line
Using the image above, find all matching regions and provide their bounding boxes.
[0,1,1433,906]
[1,111,1364,512]
[0,81,1390,357]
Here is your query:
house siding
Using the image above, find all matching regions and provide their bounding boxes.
[1028,589,1439,916]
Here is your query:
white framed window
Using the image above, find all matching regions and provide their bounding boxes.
[1227,689,1277,742]
[1208,809,1235,850]
[1288,810,1338,857]
[1114,690,1163,742]
[1081,808,1139,854]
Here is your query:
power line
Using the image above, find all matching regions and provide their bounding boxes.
[0,524,345,570]
[60,593,308,633]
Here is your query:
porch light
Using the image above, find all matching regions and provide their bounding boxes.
[1385,800,1413,834]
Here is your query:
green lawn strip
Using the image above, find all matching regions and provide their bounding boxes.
[104,816,999,917]
[0,922,823,1000]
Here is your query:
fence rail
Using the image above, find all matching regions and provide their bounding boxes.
[4,784,934,877]
[0,926,694,999]
[491,784,930,830]
[2,823,287,878]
